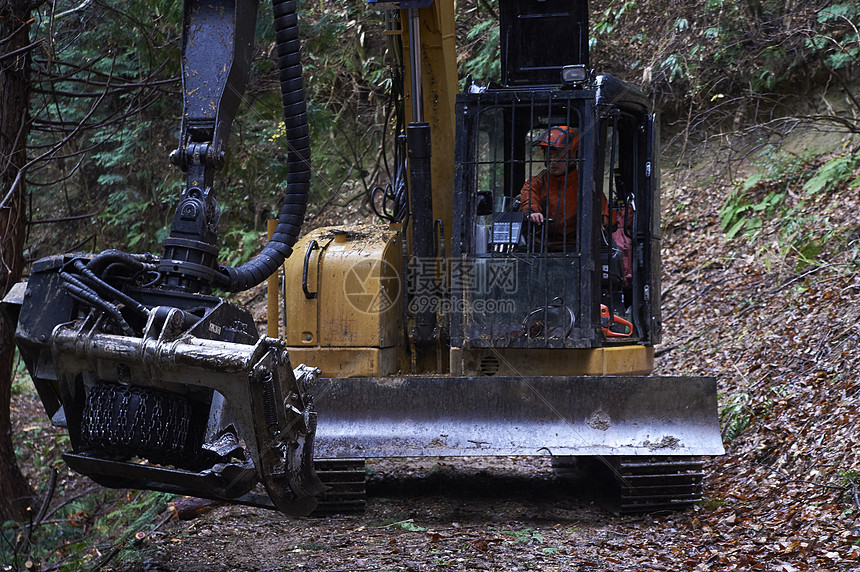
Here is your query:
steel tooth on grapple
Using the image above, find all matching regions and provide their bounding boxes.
[247,347,325,516]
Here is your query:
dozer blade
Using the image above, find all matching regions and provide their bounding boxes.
[307,376,724,458]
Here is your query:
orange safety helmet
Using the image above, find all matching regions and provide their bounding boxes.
[534,125,578,151]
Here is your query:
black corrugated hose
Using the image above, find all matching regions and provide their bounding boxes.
[220,0,310,292]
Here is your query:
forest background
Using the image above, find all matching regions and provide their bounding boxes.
[7,0,859,262]
[1,0,859,569]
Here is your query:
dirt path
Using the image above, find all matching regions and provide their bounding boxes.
[138,458,675,572]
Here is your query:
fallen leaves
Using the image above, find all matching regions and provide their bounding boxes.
[657,156,860,570]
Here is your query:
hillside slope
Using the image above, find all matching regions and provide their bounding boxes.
[653,141,860,568]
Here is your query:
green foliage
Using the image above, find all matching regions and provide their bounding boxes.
[720,149,859,272]
[720,186,781,240]
[380,518,427,532]
[25,0,394,262]
[838,470,859,511]
[22,0,860,266]
[461,19,500,83]
[6,369,171,570]
[297,2,389,205]
[503,527,544,545]
[719,147,802,240]
[721,385,788,443]
[802,153,860,196]
[810,3,860,71]
[100,491,173,564]
[397,520,427,532]
[592,0,636,38]
[589,0,860,129]
[28,0,182,256]
[15,429,68,481]
[720,391,753,442]
[219,229,266,267]
[11,349,32,397]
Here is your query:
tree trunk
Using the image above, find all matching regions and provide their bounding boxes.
[0,0,35,521]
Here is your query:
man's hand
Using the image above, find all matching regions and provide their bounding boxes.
[528,212,544,225]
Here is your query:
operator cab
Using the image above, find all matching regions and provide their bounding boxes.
[451,77,661,353]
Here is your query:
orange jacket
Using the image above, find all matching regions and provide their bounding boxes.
[519,169,607,245]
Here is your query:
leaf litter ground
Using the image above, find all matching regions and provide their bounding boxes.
[9,150,860,571]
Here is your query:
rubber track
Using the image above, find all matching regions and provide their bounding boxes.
[611,456,704,513]
[311,459,367,515]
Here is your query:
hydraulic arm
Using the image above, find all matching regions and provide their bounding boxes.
[1,0,323,515]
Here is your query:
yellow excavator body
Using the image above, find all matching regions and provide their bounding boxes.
[275,0,723,512]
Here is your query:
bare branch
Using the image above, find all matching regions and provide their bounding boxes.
[54,0,95,20]
[0,39,43,64]
[29,212,99,224]
[0,53,120,211]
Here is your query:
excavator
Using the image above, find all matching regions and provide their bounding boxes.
[284,0,724,512]
[1,0,724,516]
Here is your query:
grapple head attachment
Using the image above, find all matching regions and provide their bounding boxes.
[8,255,323,516]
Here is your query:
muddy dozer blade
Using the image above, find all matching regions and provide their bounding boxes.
[307,376,724,458]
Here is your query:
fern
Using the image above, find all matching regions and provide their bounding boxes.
[803,154,860,195]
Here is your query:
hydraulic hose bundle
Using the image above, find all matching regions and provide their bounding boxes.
[57,0,312,323]
[59,251,156,336]
[221,0,310,291]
